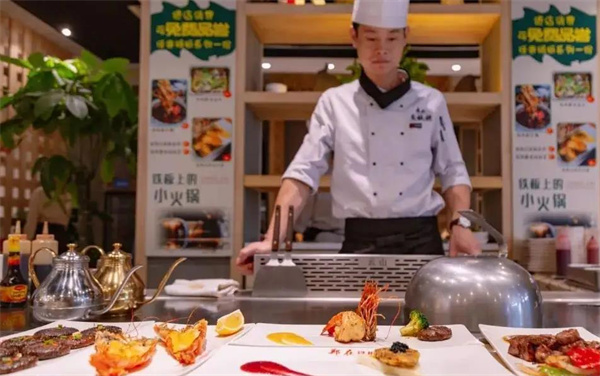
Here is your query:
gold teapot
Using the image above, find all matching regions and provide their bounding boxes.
[91,243,186,316]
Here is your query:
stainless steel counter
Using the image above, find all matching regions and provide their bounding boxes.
[1,291,599,337]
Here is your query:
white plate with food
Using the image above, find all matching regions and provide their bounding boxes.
[379,324,480,350]
[7,319,231,376]
[480,324,600,376]
[0,320,154,375]
[196,342,513,375]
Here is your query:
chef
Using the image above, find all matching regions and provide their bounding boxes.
[237,0,481,274]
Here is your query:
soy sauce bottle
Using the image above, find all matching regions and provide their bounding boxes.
[0,234,28,308]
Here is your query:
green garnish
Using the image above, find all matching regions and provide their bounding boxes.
[2,357,12,363]
[43,339,55,345]
[72,332,82,340]
[57,324,63,329]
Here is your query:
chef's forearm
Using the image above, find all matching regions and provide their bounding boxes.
[264,178,312,242]
[443,185,471,226]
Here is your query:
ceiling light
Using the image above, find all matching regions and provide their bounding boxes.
[451,64,462,72]
[327,63,335,70]
[262,62,272,70]
[61,27,72,37]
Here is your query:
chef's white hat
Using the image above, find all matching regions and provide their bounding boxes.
[352,0,410,29]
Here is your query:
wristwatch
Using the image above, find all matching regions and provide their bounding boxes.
[449,216,471,232]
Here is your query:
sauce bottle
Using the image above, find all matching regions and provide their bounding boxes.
[0,234,28,308]
[587,236,599,264]
[2,221,31,256]
[555,229,571,277]
[31,222,57,265]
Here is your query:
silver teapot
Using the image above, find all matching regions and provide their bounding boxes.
[29,243,141,322]
[404,210,543,332]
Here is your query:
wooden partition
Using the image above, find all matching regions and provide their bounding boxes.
[0,2,81,238]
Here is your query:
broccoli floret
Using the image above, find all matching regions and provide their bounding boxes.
[400,310,430,337]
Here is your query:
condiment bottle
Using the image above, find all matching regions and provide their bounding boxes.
[0,234,28,308]
[587,236,599,264]
[31,222,58,265]
[2,221,31,256]
[556,229,571,276]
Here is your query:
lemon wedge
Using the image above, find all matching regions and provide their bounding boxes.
[216,309,244,336]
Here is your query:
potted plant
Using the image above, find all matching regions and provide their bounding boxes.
[337,45,430,84]
[0,51,138,248]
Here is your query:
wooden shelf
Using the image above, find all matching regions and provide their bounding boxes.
[244,175,503,192]
[245,91,501,123]
[246,3,501,45]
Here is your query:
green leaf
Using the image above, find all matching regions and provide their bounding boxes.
[26,71,57,92]
[100,156,115,183]
[0,118,21,149]
[55,62,78,80]
[80,50,101,70]
[51,69,65,86]
[32,156,48,175]
[0,54,33,69]
[66,182,79,209]
[102,58,129,75]
[28,53,45,68]
[34,91,64,118]
[65,95,88,119]
[0,95,14,109]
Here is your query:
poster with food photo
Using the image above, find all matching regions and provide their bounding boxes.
[515,84,551,132]
[192,117,233,162]
[556,123,596,167]
[160,209,230,251]
[553,72,592,100]
[190,67,230,95]
[151,79,187,126]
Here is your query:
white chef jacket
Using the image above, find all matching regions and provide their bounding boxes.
[282,79,471,219]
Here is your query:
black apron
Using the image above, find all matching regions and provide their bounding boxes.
[339,217,444,255]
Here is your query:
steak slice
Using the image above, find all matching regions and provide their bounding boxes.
[34,326,78,340]
[21,340,69,360]
[0,347,16,358]
[535,344,553,363]
[0,354,38,375]
[80,325,122,338]
[0,336,38,352]
[556,329,581,346]
[417,326,453,342]
[60,332,95,350]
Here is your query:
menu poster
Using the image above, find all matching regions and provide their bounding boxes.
[146,0,236,257]
[511,0,599,263]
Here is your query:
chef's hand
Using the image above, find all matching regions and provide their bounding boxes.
[449,226,481,257]
[236,240,271,275]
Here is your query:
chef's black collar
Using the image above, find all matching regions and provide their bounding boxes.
[359,68,412,109]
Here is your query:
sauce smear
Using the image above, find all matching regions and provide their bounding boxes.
[241,361,312,376]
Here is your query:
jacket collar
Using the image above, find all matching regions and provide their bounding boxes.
[359,68,412,109]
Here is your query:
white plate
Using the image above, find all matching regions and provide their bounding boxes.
[1,321,251,376]
[0,320,155,376]
[480,324,600,376]
[192,118,233,162]
[229,324,480,350]
[379,325,481,350]
[194,344,513,375]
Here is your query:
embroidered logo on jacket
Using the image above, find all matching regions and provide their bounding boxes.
[409,123,423,129]
[410,107,432,122]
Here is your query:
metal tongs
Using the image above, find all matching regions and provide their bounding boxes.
[252,205,307,297]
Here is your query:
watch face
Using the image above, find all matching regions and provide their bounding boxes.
[459,217,471,228]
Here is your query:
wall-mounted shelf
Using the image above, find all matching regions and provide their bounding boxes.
[244,174,503,192]
[246,3,501,45]
[245,91,501,122]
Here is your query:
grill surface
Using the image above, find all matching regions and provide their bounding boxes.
[254,254,439,293]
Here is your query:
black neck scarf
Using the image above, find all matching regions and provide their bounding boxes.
[359,69,412,109]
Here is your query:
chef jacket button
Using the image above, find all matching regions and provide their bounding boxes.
[399,192,403,196]
[373,192,378,196]
[401,132,405,136]
[400,162,404,166]
[370,103,374,106]
[400,104,404,108]
[372,162,376,166]
[371,132,375,136]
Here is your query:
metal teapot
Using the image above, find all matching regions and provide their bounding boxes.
[92,243,186,316]
[29,243,141,322]
[404,210,543,333]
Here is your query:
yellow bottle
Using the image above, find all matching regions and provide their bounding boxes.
[2,221,31,256]
[31,222,58,265]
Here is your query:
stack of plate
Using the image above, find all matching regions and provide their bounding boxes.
[526,238,556,273]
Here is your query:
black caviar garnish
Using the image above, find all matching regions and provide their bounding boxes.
[390,341,409,353]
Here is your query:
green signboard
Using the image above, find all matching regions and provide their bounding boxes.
[513,5,596,65]
[151,1,236,60]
